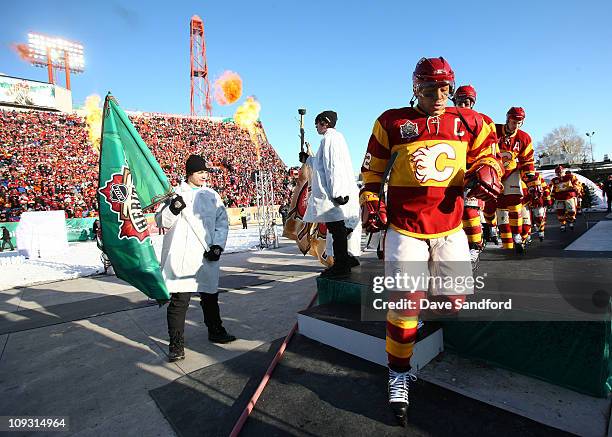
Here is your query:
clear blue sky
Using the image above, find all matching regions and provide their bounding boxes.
[2,0,611,171]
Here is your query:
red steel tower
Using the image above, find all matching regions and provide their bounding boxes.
[190,15,212,116]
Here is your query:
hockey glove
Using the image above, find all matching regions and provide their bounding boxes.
[333,195,349,206]
[204,245,223,262]
[361,198,388,233]
[298,152,309,164]
[465,164,503,202]
[169,195,186,216]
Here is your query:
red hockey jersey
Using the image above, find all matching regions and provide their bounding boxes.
[360,106,501,239]
[496,124,535,180]
[551,173,579,201]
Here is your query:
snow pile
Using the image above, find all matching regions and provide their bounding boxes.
[1,227,271,291]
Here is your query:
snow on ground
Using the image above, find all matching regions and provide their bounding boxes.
[0,227,271,291]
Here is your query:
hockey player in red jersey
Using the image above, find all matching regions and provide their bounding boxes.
[567,170,583,215]
[495,107,539,252]
[551,165,579,231]
[523,172,552,241]
[452,85,498,267]
[360,57,503,426]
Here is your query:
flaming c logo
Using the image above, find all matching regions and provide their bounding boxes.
[411,143,456,183]
[99,167,150,242]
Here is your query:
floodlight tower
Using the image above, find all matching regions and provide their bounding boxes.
[190,15,212,116]
[27,32,84,90]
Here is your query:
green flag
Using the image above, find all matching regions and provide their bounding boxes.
[97,93,172,300]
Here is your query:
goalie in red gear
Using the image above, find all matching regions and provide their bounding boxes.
[495,107,537,252]
[360,57,503,426]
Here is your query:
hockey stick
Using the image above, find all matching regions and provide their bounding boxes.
[366,152,398,242]
[377,151,399,210]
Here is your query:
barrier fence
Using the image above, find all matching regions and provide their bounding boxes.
[0,206,284,248]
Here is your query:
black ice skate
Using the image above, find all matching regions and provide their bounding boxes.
[560,224,567,232]
[513,234,525,254]
[388,369,416,427]
[487,226,500,245]
[538,231,544,242]
[469,243,483,272]
[569,222,575,231]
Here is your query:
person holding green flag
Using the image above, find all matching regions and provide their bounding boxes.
[156,154,236,362]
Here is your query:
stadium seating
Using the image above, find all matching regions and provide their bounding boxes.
[0,108,292,221]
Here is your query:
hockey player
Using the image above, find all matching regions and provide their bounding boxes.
[567,170,583,215]
[495,107,539,252]
[452,85,498,265]
[526,172,551,241]
[551,165,578,231]
[360,57,503,426]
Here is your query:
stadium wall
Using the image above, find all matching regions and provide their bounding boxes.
[0,206,284,248]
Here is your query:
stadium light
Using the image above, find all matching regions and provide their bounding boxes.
[26,32,85,90]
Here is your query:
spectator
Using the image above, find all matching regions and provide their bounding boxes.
[240,208,248,229]
[604,174,612,213]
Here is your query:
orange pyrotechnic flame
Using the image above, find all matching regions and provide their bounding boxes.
[12,43,32,62]
[84,94,102,152]
[234,96,262,162]
[214,70,243,105]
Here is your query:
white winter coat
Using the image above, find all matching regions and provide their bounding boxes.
[155,182,228,294]
[303,128,360,227]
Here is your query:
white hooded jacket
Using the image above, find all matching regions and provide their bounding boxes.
[303,128,360,227]
[155,182,228,294]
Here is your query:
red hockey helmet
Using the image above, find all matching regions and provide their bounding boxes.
[413,57,455,95]
[507,107,526,121]
[555,164,564,175]
[454,85,477,103]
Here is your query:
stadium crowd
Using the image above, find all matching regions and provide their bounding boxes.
[0,109,99,222]
[0,108,292,222]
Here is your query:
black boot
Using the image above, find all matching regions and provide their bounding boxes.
[320,262,351,278]
[168,330,185,362]
[347,254,361,268]
[208,325,236,344]
[200,293,237,344]
[323,220,352,277]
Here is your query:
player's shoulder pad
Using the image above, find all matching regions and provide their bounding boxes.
[517,129,533,143]
[447,107,484,134]
[376,107,415,128]
[479,112,494,125]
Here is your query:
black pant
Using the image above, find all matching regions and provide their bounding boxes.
[241,217,247,229]
[326,220,349,266]
[167,292,222,335]
[607,195,612,212]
